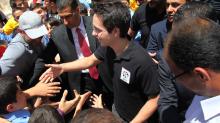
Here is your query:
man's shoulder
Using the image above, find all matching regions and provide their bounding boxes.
[151,19,167,30]
[130,42,153,64]
[135,3,147,14]
[53,24,66,33]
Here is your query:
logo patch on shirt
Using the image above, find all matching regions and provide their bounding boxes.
[120,67,130,84]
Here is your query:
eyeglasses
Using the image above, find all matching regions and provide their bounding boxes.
[171,70,190,81]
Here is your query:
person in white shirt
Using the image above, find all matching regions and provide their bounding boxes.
[164,17,220,123]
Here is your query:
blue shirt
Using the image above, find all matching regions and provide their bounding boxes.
[3,109,30,123]
[0,32,13,43]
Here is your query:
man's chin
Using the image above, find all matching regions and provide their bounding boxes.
[167,16,174,23]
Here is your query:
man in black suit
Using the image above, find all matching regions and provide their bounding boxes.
[35,0,112,103]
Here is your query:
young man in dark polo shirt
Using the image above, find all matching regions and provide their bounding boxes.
[40,0,159,122]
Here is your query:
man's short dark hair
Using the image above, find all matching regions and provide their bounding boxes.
[72,108,122,123]
[166,17,220,72]
[30,3,45,11]
[93,0,131,38]
[57,0,79,11]
[0,76,18,114]
[174,1,218,23]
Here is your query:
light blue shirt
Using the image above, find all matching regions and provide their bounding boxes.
[185,95,220,123]
[3,109,30,123]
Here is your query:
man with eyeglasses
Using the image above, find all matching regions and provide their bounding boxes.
[164,17,220,122]
[35,0,111,109]
[157,2,219,123]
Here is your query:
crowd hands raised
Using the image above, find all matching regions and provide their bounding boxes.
[0,75,105,123]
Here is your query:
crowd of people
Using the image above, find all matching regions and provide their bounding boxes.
[0,0,220,123]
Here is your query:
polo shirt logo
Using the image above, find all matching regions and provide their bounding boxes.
[120,67,131,84]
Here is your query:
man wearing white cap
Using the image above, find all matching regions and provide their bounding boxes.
[0,11,48,88]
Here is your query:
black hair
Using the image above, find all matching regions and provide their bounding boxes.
[93,0,131,38]
[45,17,61,27]
[30,3,45,11]
[166,17,220,72]
[174,1,218,23]
[0,76,19,115]
[0,11,7,28]
[10,0,17,8]
[72,108,122,123]
[28,105,64,123]
[57,0,79,11]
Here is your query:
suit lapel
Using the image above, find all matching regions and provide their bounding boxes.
[52,25,78,60]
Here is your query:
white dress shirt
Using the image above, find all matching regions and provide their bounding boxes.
[184,95,220,123]
[71,17,89,73]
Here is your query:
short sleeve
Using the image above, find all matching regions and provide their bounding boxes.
[138,63,160,98]
[93,46,107,61]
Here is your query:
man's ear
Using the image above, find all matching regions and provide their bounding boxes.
[75,6,80,14]
[194,67,211,82]
[6,104,15,113]
[112,27,120,37]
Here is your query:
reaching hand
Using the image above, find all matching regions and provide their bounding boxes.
[32,78,61,97]
[73,91,92,117]
[148,52,159,64]
[0,117,10,123]
[58,90,80,115]
[39,64,64,82]
[90,94,104,108]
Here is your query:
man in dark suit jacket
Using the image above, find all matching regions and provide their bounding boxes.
[34,0,113,103]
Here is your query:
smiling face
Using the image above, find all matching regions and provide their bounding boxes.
[166,0,186,22]
[92,14,114,47]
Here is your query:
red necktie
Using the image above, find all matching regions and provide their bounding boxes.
[76,28,99,80]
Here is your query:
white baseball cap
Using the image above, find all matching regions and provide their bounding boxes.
[19,11,48,39]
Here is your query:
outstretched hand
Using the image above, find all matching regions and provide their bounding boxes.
[73,91,92,117]
[39,64,64,82]
[90,94,104,108]
[32,78,61,97]
[58,90,80,115]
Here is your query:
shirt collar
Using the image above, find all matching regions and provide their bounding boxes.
[3,109,30,122]
[201,95,220,120]
[114,41,135,61]
[72,17,85,32]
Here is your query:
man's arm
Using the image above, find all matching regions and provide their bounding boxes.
[131,95,159,123]
[158,57,180,123]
